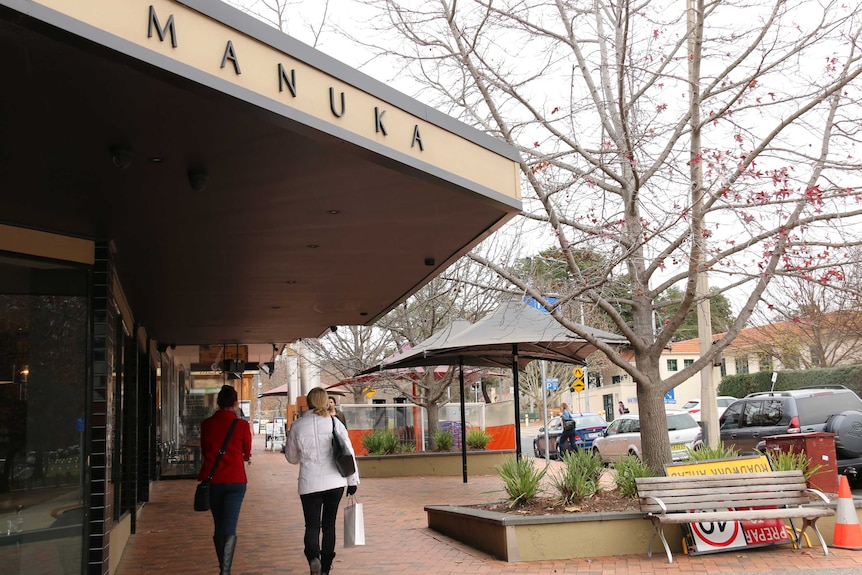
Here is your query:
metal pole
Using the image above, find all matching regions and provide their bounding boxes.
[541,360,549,463]
[459,356,468,483]
[512,344,522,460]
[584,365,591,413]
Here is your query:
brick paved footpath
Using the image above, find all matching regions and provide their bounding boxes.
[114,434,862,575]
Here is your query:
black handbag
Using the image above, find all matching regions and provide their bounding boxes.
[331,417,356,478]
[563,418,575,431]
[194,419,239,512]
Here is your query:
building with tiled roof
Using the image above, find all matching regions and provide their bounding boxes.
[574,311,862,422]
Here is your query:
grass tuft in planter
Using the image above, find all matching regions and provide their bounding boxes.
[768,448,823,481]
[362,429,400,454]
[551,449,605,504]
[465,429,492,449]
[684,444,739,461]
[611,454,654,497]
[496,455,546,507]
[431,429,455,451]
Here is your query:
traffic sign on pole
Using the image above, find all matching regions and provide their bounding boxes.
[571,366,585,392]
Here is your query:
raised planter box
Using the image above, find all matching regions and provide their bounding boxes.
[357,450,514,478]
[425,501,862,562]
[425,504,656,561]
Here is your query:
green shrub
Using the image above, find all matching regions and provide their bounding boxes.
[684,444,739,461]
[496,455,546,507]
[612,454,654,497]
[396,441,416,453]
[465,429,493,449]
[719,364,862,398]
[361,429,400,454]
[767,448,822,481]
[551,449,605,504]
[431,429,455,451]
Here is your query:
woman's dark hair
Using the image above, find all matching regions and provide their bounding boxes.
[217,385,238,408]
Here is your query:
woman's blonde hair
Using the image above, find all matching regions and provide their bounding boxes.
[307,387,330,416]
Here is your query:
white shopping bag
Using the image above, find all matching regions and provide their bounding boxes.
[343,496,365,547]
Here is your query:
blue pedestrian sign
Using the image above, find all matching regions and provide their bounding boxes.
[664,389,675,404]
[545,378,559,391]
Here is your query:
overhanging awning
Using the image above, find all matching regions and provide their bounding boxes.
[0,0,522,345]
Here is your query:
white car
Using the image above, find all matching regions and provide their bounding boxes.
[592,409,703,463]
[681,396,738,422]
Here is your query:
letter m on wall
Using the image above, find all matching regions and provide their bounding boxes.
[148,6,177,48]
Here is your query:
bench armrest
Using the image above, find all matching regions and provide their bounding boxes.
[804,487,831,506]
[642,495,668,514]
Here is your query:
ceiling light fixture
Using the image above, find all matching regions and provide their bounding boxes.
[187,169,208,191]
[110,145,132,169]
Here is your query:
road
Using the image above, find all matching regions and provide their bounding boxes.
[517,424,862,496]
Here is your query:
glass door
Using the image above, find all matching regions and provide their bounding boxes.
[0,256,88,574]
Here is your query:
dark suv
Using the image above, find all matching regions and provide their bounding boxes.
[719,386,862,485]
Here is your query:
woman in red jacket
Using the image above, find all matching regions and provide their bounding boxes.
[199,385,252,575]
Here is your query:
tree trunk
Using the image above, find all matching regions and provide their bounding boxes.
[634,355,672,474]
[425,402,441,450]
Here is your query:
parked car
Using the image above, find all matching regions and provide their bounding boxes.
[718,386,862,485]
[681,396,738,422]
[532,413,609,459]
[592,409,703,464]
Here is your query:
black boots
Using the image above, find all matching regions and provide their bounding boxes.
[321,550,336,575]
[221,535,237,575]
[214,535,236,575]
[213,536,224,571]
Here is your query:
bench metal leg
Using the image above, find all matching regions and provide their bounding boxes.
[799,518,829,556]
[647,519,674,563]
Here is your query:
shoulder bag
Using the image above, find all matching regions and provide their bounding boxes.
[194,418,239,512]
[331,417,356,477]
[562,416,575,431]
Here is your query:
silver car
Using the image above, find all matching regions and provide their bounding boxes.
[592,409,703,464]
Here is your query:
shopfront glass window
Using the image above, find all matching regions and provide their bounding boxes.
[0,257,87,574]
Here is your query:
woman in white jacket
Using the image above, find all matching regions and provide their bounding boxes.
[286,387,359,575]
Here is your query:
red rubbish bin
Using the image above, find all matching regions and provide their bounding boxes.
[764,432,839,494]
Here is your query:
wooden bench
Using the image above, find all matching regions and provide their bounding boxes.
[636,470,834,563]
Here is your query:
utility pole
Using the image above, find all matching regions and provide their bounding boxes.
[687,0,718,447]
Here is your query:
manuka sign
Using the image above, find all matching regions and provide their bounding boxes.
[146,4,424,151]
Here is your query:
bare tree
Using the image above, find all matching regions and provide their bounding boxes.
[344,0,862,470]
[749,266,862,368]
[301,251,512,446]
[519,360,578,413]
[303,325,392,402]
[225,0,331,45]
[369,256,510,445]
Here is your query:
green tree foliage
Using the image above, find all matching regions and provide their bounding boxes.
[718,364,862,398]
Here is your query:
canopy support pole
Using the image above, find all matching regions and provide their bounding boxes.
[512,344,522,460]
[459,356,468,483]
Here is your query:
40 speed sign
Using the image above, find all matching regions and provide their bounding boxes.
[665,456,793,555]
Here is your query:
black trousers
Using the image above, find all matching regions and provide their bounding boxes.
[300,486,344,566]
